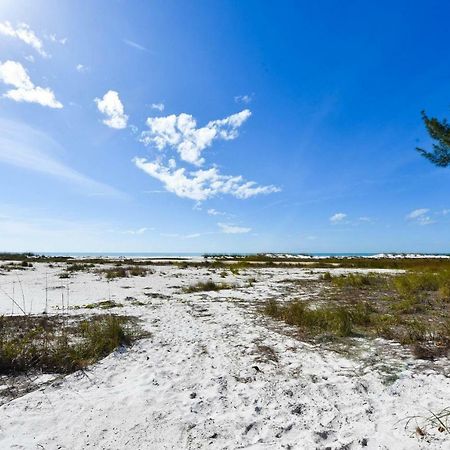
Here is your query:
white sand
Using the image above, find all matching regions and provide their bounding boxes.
[0,262,448,449]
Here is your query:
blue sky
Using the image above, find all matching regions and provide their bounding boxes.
[0,0,449,253]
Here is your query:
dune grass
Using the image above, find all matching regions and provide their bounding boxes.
[99,266,151,279]
[184,280,233,293]
[266,268,450,359]
[0,314,145,375]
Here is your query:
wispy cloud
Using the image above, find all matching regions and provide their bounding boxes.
[121,227,150,235]
[234,94,253,104]
[76,64,89,73]
[0,21,48,57]
[95,90,128,129]
[207,208,225,216]
[160,232,202,239]
[151,102,165,112]
[0,60,62,108]
[46,33,67,45]
[123,39,148,52]
[330,212,347,224]
[0,118,123,198]
[218,223,251,234]
[141,109,252,166]
[406,208,435,225]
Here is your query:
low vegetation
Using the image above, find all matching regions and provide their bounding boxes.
[266,269,450,359]
[184,280,233,293]
[74,300,123,310]
[99,266,151,279]
[0,314,145,375]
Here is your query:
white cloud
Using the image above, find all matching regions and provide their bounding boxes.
[160,232,201,239]
[151,102,165,112]
[134,157,280,201]
[406,208,429,220]
[0,60,62,108]
[0,21,48,57]
[330,212,347,223]
[442,209,450,216]
[406,208,434,225]
[0,118,123,198]
[76,64,89,73]
[122,227,149,235]
[218,223,251,234]
[141,109,252,166]
[207,208,225,216]
[123,39,148,51]
[95,90,128,129]
[234,94,253,104]
[47,34,67,45]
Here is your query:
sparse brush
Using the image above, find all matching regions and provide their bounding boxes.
[403,407,450,435]
[393,272,440,295]
[78,300,123,310]
[389,294,425,314]
[66,263,95,272]
[100,266,150,279]
[264,300,361,337]
[0,314,145,375]
[184,280,233,293]
[321,272,333,281]
[332,273,383,288]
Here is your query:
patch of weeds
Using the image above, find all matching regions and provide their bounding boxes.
[403,406,450,436]
[128,266,149,277]
[99,266,151,279]
[393,272,440,295]
[0,314,146,375]
[78,300,123,309]
[321,272,333,281]
[104,267,128,279]
[438,285,450,302]
[389,295,426,314]
[66,263,95,273]
[229,261,250,275]
[184,280,233,293]
[264,300,362,337]
[332,273,385,289]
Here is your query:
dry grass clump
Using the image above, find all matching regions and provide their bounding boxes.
[403,406,450,436]
[1,261,33,272]
[330,272,386,288]
[184,280,233,293]
[100,266,151,279]
[265,299,371,337]
[74,300,123,310]
[0,314,144,375]
[66,263,95,273]
[265,268,450,359]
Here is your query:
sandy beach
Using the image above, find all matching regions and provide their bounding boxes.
[0,258,448,449]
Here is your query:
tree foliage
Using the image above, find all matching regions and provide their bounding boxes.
[417,110,450,167]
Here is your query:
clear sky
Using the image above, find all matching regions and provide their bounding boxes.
[0,0,449,254]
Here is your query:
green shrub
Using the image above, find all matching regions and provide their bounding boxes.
[184,280,233,293]
[332,273,381,288]
[393,272,440,295]
[0,315,143,375]
[264,300,358,337]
